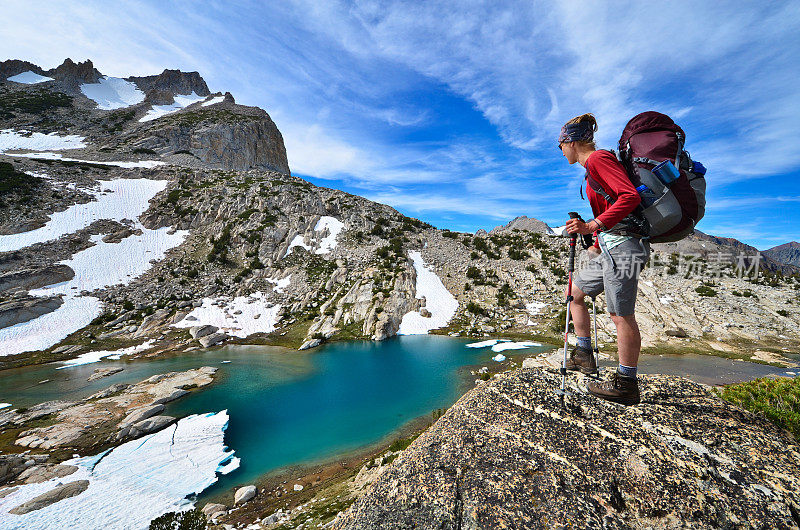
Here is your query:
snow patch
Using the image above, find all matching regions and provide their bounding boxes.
[56,340,156,369]
[173,292,281,338]
[0,129,86,153]
[0,403,10,410]
[0,411,236,530]
[80,76,145,110]
[7,71,54,84]
[284,216,346,256]
[659,295,675,305]
[202,95,225,107]
[492,354,506,362]
[139,92,206,122]
[397,251,458,335]
[525,301,547,314]
[7,151,163,168]
[491,341,541,352]
[314,216,345,254]
[547,224,568,237]
[267,275,291,293]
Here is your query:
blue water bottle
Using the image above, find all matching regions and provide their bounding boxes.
[652,160,680,186]
[636,185,658,207]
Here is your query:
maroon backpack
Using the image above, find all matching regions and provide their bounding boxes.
[616,111,707,242]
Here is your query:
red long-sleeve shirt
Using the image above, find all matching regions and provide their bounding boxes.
[584,150,641,247]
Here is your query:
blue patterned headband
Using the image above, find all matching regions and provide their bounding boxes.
[558,121,594,144]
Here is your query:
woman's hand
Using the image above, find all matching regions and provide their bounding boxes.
[565,218,598,235]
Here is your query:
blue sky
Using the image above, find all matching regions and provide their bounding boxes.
[3,1,799,249]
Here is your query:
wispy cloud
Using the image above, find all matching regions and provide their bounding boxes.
[1,0,798,249]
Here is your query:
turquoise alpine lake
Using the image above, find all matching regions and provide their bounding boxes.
[0,335,789,501]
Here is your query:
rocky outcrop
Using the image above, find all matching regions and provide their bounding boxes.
[0,295,62,329]
[489,215,552,235]
[332,368,800,528]
[235,485,257,505]
[0,59,48,81]
[8,479,89,514]
[128,69,210,98]
[0,265,74,293]
[11,367,216,449]
[130,102,290,173]
[48,58,102,87]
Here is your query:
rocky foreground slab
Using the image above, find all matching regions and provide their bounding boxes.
[331,368,800,528]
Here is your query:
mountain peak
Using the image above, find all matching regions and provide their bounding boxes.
[128,69,210,97]
[763,241,800,267]
[50,58,101,84]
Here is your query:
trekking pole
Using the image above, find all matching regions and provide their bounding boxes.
[557,212,581,400]
[591,296,600,378]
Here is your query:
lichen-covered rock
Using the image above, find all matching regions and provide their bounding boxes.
[332,368,800,529]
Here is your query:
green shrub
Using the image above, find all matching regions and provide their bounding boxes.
[777,309,789,317]
[466,301,487,316]
[442,230,458,239]
[122,300,135,311]
[508,247,530,260]
[149,509,206,530]
[0,88,72,118]
[466,266,482,280]
[695,285,717,297]
[718,377,800,439]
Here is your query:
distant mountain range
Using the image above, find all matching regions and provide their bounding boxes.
[764,241,800,268]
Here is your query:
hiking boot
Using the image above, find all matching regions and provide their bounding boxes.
[565,345,597,374]
[587,371,640,406]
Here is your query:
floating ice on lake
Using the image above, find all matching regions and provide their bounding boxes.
[491,341,542,352]
[466,339,499,348]
[7,71,54,84]
[0,129,86,153]
[0,411,236,530]
[0,403,11,410]
[140,92,206,122]
[397,251,458,335]
[80,76,145,110]
[492,354,506,362]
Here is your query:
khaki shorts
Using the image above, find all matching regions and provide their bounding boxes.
[573,237,650,316]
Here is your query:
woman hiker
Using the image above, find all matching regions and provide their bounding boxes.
[559,113,650,406]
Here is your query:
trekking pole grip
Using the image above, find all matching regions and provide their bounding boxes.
[567,212,580,272]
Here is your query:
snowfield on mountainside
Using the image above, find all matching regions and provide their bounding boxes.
[80,76,145,110]
[397,250,458,335]
[0,178,187,356]
[0,129,86,153]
